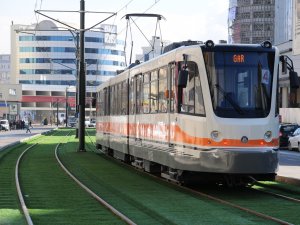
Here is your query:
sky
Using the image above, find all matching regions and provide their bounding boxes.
[0,0,229,56]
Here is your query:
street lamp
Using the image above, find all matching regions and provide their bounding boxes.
[56,98,59,127]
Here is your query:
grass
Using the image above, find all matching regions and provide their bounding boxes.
[1,128,295,224]
[58,133,277,225]
[0,130,125,225]
[0,140,43,225]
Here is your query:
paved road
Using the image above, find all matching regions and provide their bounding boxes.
[278,150,300,180]
[0,125,55,150]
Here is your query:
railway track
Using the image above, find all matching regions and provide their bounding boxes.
[66,129,300,224]
[250,180,300,203]
[1,128,300,224]
[3,129,126,224]
[15,143,37,225]
[83,129,300,224]
[55,142,136,224]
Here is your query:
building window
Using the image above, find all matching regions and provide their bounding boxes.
[253,23,264,31]
[238,12,251,19]
[264,11,273,18]
[9,89,16,96]
[253,11,264,18]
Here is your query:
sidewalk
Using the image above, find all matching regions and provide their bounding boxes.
[0,124,55,150]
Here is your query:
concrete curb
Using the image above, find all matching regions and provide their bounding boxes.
[276,175,300,186]
[0,129,55,152]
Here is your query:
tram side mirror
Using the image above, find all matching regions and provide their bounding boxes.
[282,60,287,74]
[289,71,300,89]
[280,55,287,74]
[178,70,188,88]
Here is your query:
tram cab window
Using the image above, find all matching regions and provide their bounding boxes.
[203,51,274,118]
[179,61,205,116]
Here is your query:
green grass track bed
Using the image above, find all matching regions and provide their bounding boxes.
[58,132,278,225]
[1,129,125,225]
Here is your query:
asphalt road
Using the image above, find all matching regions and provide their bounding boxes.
[278,149,300,179]
[0,125,55,150]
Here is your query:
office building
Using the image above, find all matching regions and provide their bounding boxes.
[277,0,300,124]
[228,0,275,44]
[11,20,125,123]
[0,54,10,84]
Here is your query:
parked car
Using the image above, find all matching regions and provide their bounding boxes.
[88,118,96,127]
[288,127,300,151]
[0,119,10,131]
[85,118,90,127]
[279,123,300,148]
[67,116,77,127]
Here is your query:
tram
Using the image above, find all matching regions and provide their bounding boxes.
[95,40,298,185]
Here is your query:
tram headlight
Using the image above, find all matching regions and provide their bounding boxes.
[264,131,272,142]
[211,130,222,142]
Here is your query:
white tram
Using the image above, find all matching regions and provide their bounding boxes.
[95,40,298,185]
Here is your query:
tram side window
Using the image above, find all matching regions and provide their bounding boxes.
[195,67,205,115]
[117,83,121,115]
[121,81,128,115]
[180,61,205,116]
[104,88,109,116]
[158,67,168,113]
[110,86,115,115]
[99,90,105,116]
[114,85,118,115]
[129,78,135,115]
[150,70,158,113]
[136,75,143,114]
[169,65,175,113]
[143,73,150,113]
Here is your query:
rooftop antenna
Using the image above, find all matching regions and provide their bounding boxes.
[122,13,166,66]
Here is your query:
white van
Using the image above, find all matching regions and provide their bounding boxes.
[0,119,10,131]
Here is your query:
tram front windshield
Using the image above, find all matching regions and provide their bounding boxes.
[203,50,275,118]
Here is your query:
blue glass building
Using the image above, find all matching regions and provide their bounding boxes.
[11,20,125,123]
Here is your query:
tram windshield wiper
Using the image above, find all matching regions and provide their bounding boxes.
[215,84,244,115]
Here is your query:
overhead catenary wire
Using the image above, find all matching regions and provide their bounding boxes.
[124,13,165,65]
[95,0,134,81]
[119,0,163,65]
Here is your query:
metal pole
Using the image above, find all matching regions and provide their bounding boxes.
[75,31,79,138]
[78,0,86,151]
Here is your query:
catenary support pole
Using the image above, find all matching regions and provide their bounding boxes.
[78,0,86,152]
[75,31,80,138]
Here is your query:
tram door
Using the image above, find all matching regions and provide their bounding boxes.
[128,74,142,148]
[135,74,143,143]
[168,63,176,146]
